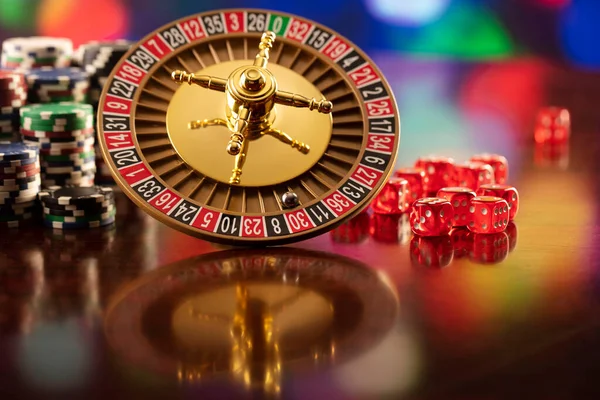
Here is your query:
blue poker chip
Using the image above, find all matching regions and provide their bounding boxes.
[23,137,94,149]
[26,67,89,87]
[0,143,38,161]
[0,156,38,167]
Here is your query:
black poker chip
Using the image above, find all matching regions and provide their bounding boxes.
[0,174,40,186]
[43,204,113,217]
[38,185,114,206]
[42,197,113,212]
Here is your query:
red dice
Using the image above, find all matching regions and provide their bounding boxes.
[476,184,519,220]
[470,232,509,264]
[410,197,454,236]
[470,153,508,184]
[505,221,518,252]
[452,161,494,189]
[394,167,428,206]
[535,107,570,144]
[371,177,410,214]
[410,235,454,268]
[414,156,455,194]
[436,187,477,227]
[369,214,411,243]
[330,212,370,243]
[467,196,509,234]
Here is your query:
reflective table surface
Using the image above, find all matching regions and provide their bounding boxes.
[2,57,600,399]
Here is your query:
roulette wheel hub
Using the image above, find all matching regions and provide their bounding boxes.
[98,9,401,245]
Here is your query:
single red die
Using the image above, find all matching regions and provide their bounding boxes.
[469,153,508,184]
[410,197,454,236]
[330,211,370,243]
[450,227,473,258]
[410,235,454,268]
[470,232,509,264]
[476,183,519,220]
[414,156,455,194]
[452,161,494,189]
[535,107,570,144]
[467,196,509,234]
[371,177,409,214]
[369,214,411,244]
[394,167,428,205]
[436,187,477,227]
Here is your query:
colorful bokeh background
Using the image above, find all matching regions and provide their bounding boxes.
[0,0,596,68]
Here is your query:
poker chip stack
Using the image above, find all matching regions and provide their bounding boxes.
[0,143,41,228]
[0,70,27,143]
[25,67,90,103]
[77,40,131,106]
[19,102,96,187]
[75,40,131,186]
[1,37,73,70]
[39,186,116,229]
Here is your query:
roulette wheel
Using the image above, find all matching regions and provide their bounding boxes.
[97,9,400,245]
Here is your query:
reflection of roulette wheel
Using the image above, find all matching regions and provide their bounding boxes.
[104,248,398,394]
[98,9,400,245]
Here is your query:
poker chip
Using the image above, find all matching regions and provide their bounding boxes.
[1,37,73,69]
[38,185,113,206]
[43,203,113,217]
[43,216,115,229]
[26,67,90,103]
[0,143,38,161]
[44,207,115,223]
[43,198,113,212]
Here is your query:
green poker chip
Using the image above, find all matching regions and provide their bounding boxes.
[43,151,95,162]
[19,102,93,120]
[43,207,116,223]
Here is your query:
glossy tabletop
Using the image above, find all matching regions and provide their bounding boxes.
[1,56,599,399]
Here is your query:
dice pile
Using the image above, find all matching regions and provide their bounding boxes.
[369,153,519,264]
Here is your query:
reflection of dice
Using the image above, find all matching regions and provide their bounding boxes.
[437,187,477,227]
[452,161,494,189]
[410,197,454,236]
[410,235,454,268]
[415,156,455,195]
[534,142,569,170]
[477,184,519,220]
[505,221,518,252]
[535,107,570,144]
[369,214,411,244]
[470,154,508,184]
[371,177,409,214]
[329,211,370,243]
[470,232,509,264]
[467,196,509,234]
[394,167,428,205]
[450,227,472,258]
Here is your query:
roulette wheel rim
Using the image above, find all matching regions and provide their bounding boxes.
[98,8,401,245]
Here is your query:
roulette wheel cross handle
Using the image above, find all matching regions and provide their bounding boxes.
[170,31,333,185]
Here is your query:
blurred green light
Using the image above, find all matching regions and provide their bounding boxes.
[0,0,39,30]
[402,3,515,58]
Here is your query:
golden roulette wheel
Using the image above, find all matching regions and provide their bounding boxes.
[98,9,400,245]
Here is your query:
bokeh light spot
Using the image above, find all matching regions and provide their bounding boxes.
[37,0,129,46]
[560,0,600,68]
[365,0,451,26]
